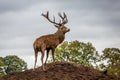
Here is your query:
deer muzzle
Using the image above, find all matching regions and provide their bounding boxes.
[67,28,70,32]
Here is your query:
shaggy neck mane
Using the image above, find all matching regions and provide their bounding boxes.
[55,30,65,43]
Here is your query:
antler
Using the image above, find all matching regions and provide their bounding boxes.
[42,11,68,25]
[58,12,68,25]
[41,11,59,25]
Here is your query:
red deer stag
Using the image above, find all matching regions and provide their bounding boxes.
[33,11,70,70]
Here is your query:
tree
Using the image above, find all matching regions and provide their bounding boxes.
[3,55,27,74]
[49,40,100,67]
[99,48,120,76]
[0,57,5,77]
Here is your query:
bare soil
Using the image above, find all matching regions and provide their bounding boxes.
[0,62,120,80]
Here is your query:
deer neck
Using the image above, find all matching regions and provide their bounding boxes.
[55,30,65,43]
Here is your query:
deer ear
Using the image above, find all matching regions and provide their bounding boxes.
[54,25,59,28]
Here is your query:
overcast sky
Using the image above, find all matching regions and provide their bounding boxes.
[0,0,120,68]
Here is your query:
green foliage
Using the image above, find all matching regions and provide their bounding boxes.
[0,57,4,66]
[99,48,120,76]
[0,57,5,77]
[4,55,27,74]
[0,55,27,75]
[49,40,100,67]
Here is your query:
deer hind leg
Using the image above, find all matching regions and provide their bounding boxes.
[41,46,46,71]
[34,49,38,70]
[41,51,45,71]
[45,49,50,65]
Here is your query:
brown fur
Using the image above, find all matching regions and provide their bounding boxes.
[33,11,70,70]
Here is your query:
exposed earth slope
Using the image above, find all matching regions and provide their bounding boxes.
[0,62,120,80]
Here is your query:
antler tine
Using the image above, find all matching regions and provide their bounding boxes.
[63,12,68,24]
[63,12,67,18]
[42,11,59,25]
[58,12,68,25]
[53,16,55,23]
[41,11,49,18]
[58,12,63,19]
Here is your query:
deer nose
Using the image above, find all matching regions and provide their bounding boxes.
[67,28,70,32]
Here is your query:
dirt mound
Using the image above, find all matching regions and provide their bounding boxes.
[0,62,120,80]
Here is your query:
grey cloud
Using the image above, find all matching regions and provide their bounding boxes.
[66,0,120,29]
[0,0,41,13]
[0,0,120,48]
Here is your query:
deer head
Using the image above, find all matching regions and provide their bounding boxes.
[41,11,70,34]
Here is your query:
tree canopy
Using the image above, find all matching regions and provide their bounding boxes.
[0,55,27,77]
[49,40,100,67]
[0,57,4,77]
[99,48,120,76]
